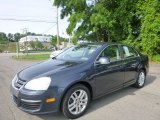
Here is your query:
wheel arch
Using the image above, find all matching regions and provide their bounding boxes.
[59,81,93,111]
[141,68,146,75]
[138,64,147,75]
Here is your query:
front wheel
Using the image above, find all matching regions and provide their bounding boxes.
[134,70,146,88]
[61,84,91,119]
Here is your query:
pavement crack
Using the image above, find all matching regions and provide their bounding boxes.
[1,85,16,120]
[7,104,16,120]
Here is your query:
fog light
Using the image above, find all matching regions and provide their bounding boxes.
[46,98,56,103]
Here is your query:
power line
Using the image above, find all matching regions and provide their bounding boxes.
[0,18,56,23]
[43,23,57,34]
[0,15,57,20]
[48,0,60,49]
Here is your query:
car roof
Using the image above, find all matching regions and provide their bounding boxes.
[79,42,124,46]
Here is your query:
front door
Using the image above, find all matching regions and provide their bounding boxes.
[94,45,124,96]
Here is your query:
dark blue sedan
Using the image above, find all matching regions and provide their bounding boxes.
[11,43,149,119]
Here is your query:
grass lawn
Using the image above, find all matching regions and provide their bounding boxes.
[13,54,50,60]
[151,55,160,63]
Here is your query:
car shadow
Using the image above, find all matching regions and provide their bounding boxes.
[86,75,156,115]
[38,75,156,120]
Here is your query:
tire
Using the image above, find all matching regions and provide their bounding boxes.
[134,70,146,88]
[61,84,91,119]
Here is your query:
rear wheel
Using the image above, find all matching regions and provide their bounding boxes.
[134,70,146,88]
[61,84,90,119]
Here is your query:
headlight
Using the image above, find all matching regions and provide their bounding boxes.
[24,77,51,90]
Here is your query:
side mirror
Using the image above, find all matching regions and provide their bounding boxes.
[98,57,110,65]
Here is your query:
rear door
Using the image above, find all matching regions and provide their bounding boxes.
[121,45,140,85]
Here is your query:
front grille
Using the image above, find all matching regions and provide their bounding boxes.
[14,79,26,89]
[12,96,41,111]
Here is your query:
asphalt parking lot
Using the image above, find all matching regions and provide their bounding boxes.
[0,53,160,120]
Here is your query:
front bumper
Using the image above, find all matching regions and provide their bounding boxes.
[11,84,64,114]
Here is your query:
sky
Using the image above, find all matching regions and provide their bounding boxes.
[0,0,69,38]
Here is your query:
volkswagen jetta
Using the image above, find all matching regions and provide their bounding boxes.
[11,43,149,119]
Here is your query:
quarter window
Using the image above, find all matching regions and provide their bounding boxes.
[122,46,138,58]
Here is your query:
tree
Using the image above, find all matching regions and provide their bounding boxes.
[54,0,138,42]
[14,33,22,42]
[0,32,8,44]
[51,36,57,46]
[7,33,14,42]
[72,36,78,45]
[0,32,9,52]
[137,0,160,56]
[35,41,43,50]
[29,41,36,50]
[51,35,68,46]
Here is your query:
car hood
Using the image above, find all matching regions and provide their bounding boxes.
[18,59,82,81]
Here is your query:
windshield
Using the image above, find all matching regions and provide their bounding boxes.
[56,44,101,62]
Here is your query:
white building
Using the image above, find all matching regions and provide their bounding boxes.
[19,36,52,51]
[19,36,51,43]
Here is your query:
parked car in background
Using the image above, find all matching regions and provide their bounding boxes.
[50,46,73,58]
[11,43,149,119]
[3,51,10,53]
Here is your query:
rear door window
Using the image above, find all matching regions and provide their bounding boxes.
[122,46,138,58]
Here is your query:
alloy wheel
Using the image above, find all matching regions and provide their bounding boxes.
[138,72,145,86]
[68,89,88,115]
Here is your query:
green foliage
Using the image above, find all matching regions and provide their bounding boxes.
[35,41,44,50]
[7,33,14,42]
[0,32,8,52]
[0,44,7,52]
[0,32,8,44]
[14,33,23,42]
[29,41,36,50]
[51,35,68,46]
[151,55,160,63]
[54,0,95,40]
[51,36,57,46]
[72,36,78,45]
[8,42,17,52]
[54,0,138,42]
[29,41,44,50]
[54,0,160,58]
[0,42,17,53]
[137,0,160,56]
[90,0,137,42]
[0,31,69,52]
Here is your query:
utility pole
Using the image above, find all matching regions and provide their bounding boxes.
[14,35,19,58]
[22,28,28,55]
[56,6,60,50]
[69,35,71,46]
[49,0,60,49]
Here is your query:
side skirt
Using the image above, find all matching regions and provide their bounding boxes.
[92,79,136,100]
[93,84,123,100]
[123,79,136,88]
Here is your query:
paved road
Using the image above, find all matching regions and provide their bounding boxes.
[0,53,160,120]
